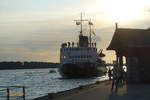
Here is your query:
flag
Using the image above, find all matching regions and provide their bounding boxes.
[76,22,80,25]
[89,21,93,25]
[93,31,96,35]
[99,52,105,57]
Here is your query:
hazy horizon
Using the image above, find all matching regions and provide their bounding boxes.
[1,0,150,63]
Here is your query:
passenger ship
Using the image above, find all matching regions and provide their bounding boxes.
[59,14,106,78]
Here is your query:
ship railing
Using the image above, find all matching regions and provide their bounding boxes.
[62,58,96,63]
[60,47,97,52]
[0,86,26,100]
[61,42,97,48]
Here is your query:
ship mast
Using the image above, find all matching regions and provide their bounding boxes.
[80,13,83,35]
[74,13,89,36]
[89,19,92,47]
[74,13,94,47]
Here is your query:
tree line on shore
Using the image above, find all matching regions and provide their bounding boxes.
[0,61,60,69]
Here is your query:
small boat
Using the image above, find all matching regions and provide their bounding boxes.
[49,70,56,73]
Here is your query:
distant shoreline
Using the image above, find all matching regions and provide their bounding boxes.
[0,61,60,70]
[0,67,58,70]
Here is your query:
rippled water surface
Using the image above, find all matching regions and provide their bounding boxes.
[0,68,108,99]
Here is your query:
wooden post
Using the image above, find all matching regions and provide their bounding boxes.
[7,88,9,100]
[23,86,25,100]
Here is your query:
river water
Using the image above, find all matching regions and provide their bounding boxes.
[0,68,108,99]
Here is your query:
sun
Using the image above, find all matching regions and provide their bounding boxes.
[93,0,147,22]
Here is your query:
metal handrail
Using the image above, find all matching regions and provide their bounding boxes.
[0,86,26,100]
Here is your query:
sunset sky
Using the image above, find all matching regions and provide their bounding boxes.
[0,0,150,62]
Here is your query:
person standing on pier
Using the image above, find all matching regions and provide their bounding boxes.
[111,65,121,92]
[108,68,112,80]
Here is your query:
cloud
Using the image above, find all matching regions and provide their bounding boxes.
[0,0,150,62]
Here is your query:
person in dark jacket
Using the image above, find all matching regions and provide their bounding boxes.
[108,68,112,80]
[111,65,121,92]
